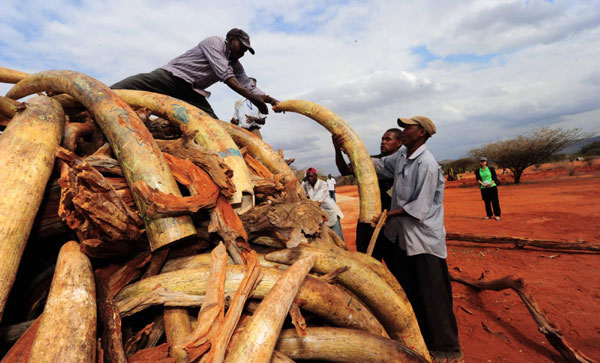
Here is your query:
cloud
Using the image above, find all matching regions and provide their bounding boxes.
[1,0,600,175]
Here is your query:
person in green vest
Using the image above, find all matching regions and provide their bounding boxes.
[475,157,502,220]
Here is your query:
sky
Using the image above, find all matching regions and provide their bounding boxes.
[1,0,599,174]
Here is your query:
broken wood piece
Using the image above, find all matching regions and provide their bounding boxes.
[289,303,308,337]
[225,255,317,363]
[96,272,127,363]
[177,243,228,358]
[367,209,387,256]
[155,129,235,198]
[1,316,41,362]
[242,148,275,179]
[209,195,250,264]
[0,96,64,321]
[28,241,96,362]
[240,199,325,237]
[451,274,595,363]
[56,147,144,256]
[7,70,197,251]
[446,233,600,252]
[132,180,218,218]
[275,327,426,363]
[204,251,262,363]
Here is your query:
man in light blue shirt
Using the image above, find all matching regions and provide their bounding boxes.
[372,116,461,361]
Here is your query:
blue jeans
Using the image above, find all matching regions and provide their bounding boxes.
[330,217,344,241]
[329,190,336,201]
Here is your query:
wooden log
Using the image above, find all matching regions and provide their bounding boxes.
[273,100,381,224]
[275,327,425,363]
[7,70,197,251]
[240,199,325,236]
[28,241,96,362]
[446,232,600,252]
[0,96,64,321]
[155,129,235,197]
[451,274,595,363]
[225,255,317,363]
[112,89,254,211]
[115,266,386,337]
[265,246,431,361]
[95,273,127,363]
[164,307,193,362]
[56,148,145,258]
[209,195,250,264]
[218,120,305,199]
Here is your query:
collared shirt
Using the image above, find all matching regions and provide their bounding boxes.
[372,144,447,258]
[326,178,336,191]
[232,99,266,130]
[161,36,264,98]
[302,179,344,227]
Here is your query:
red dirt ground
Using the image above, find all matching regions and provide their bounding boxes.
[335,160,600,362]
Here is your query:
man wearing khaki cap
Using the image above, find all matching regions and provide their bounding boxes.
[372,116,462,362]
[112,28,278,119]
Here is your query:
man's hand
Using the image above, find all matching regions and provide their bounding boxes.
[230,117,239,125]
[332,134,347,152]
[248,94,269,114]
[263,95,280,107]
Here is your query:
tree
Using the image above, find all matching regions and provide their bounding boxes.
[470,127,585,183]
[580,141,600,156]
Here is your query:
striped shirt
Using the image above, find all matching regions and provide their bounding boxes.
[161,36,264,98]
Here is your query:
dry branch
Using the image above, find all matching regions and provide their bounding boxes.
[447,233,600,252]
[451,274,595,363]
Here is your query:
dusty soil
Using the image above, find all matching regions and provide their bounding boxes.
[335,160,600,362]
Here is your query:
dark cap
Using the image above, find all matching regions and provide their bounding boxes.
[226,28,255,55]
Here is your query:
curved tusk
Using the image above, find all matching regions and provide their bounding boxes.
[6,70,196,251]
[0,96,64,321]
[112,89,254,212]
[273,100,381,224]
[218,121,305,199]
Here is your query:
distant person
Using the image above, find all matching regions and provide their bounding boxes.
[327,174,337,201]
[302,167,344,241]
[475,157,502,221]
[230,78,270,139]
[333,128,403,255]
[111,28,279,119]
[372,116,461,361]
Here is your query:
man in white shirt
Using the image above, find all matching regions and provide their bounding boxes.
[302,168,344,241]
[230,78,267,139]
[326,174,337,201]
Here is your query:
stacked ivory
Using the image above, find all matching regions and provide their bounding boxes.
[0,67,430,363]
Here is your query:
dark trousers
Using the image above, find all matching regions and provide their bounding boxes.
[377,236,460,352]
[480,186,501,217]
[329,190,336,201]
[356,222,385,259]
[111,68,218,119]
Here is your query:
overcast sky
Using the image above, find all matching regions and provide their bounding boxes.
[1,0,599,174]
